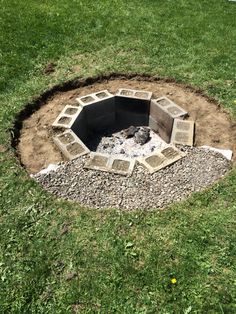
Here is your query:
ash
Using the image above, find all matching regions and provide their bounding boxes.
[87,126,169,158]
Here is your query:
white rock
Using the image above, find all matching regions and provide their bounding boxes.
[201,146,233,160]
[32,163,60,176]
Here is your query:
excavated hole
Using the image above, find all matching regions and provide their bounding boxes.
[14,75,236,174]
[11,74,236,210]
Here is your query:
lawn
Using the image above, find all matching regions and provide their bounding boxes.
[0,0,236,313]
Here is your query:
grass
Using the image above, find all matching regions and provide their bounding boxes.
[0,0,236,312]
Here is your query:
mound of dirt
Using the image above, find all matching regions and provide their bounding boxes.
[15,75,236,173]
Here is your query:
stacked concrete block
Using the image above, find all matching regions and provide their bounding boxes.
[84,152,135,176]
[138,146,185,174]
[115,88,152,129]
[53,129,90,160]
[149,97,188,143]
[76,90,115,132]
[171,119,195,146]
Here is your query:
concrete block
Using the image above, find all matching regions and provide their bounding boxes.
[76,90,114,106]
[115,89,152,116]
[160,146,181,159]
[154,97,188,118]
[149,100,173,143]
[53,130,90,160]
[138,146,185,174]
[64,107,80,115]
[84,153,135,176]
[116,88,152,100]
[84,152,111,172]
[77,95,96,105]
[76,91,115,126]
[171,119,195,146]
[148,116,170,143]
[52,105,82,129]
[148,116,158,132]
[94,90,114,99]
[108,156,136,176]
[56,131,75,144]
[149,97,188,143]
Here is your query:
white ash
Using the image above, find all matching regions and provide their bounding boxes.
[87,127,169,158]
[33,147,232,211]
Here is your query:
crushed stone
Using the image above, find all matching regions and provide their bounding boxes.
[33,147,232,210]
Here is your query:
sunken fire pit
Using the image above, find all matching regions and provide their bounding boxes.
[16,76,233,210]
[52,88,195,176]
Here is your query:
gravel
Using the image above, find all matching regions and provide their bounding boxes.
[33,147,232,210]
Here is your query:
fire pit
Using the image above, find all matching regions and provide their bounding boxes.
[17,76,233,210]
[52,88,195,175]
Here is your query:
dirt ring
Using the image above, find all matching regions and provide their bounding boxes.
[10,74,236,210]
[12,73,236,173]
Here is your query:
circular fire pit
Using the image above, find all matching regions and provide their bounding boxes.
[15,76,234,210]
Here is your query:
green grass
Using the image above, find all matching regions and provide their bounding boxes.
[0,0,236,312]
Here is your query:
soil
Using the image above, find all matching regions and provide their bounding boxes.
[16,76,236,173]
[43,62,56,75]
[0,145,7,153]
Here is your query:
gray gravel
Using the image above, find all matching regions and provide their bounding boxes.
[33,147,232,210]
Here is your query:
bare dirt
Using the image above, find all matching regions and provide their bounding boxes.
[16,76,236,173]
[43,62,57,75]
